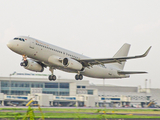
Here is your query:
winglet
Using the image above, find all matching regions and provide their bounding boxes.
[142,46,152,57]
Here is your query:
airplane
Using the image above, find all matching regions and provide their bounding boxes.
[7,36,151,81]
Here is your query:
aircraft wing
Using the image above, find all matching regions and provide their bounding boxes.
[78,46,151,67]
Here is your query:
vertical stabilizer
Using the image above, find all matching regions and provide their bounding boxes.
[112,43,131,70]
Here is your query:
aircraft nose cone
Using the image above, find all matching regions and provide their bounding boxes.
[7,41,12,49]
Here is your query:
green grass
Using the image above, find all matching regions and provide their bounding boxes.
[39,108,160,115]
[0,108,160,119]
[39,113,160,118]
[0,108,27,110]
[0,113,160,119]
[1,107,160,112]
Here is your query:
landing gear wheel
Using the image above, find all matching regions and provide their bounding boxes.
[49,75,52,81]
[52,75,56,81]
[20,62,25,66]
[75,75,79,80]
[48,75,56,81]
[75,74,83,80]
[79,74,83,80]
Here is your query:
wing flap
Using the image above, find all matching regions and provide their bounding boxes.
[118,71,147,75]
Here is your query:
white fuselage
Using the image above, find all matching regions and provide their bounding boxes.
[7,36,128,79]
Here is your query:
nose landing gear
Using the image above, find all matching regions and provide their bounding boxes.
[22,55,27,61]
[20,60,28,67]
[20,55,28,67]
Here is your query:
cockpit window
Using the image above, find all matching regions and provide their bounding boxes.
[14,38,19,40]
[14,38,25,42]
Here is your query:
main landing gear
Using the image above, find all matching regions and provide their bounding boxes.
[48,67,83,81]
[49,67,56,81]
[75,74,83,80]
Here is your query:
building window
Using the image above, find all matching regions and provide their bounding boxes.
[36,84,39,88]
[45,83,58,88]
[31,84,34,88]
[60,83,69,88]
[59,92,69,96]
[87,90,93,95]
[24,83,29,87]
[147,96,150,100]
[1,90,8,94]
[82,86,86,88]
[42,91,69,96]
[15,83,18,87]
[10,91,30,95]
[77,86,81,88]
[1,81,9,87]
[19,83,24,87]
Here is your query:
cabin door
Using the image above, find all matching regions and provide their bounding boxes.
[30,39,35,49]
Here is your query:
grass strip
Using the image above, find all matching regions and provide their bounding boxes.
[0,112,160,119]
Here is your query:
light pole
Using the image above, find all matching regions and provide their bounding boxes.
[103,79,105,107]
[9,74,12,95]
[9,72,16,95]
[149,79,151,88]
[145,79,148,106]
[58,79,60,106]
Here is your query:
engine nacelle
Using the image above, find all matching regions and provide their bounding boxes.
[48,55,63,67]
[20,59,44,72]
[62,58,83,71]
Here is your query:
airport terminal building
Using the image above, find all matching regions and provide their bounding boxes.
[0,76,159,107]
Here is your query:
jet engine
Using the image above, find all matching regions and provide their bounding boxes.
[62,58,83,71]
[20,59,44,72]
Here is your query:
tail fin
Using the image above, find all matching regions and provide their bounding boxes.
[112,43,131,70]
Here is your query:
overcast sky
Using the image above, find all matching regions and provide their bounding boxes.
[0,0,160,88]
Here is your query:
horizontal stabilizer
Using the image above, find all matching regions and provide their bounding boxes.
[118,71,147,75]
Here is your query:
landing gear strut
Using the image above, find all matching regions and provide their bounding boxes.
[75,74,83,80]
[49,67,56,81]
[22,55,27,61]
[20,55,28,67]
